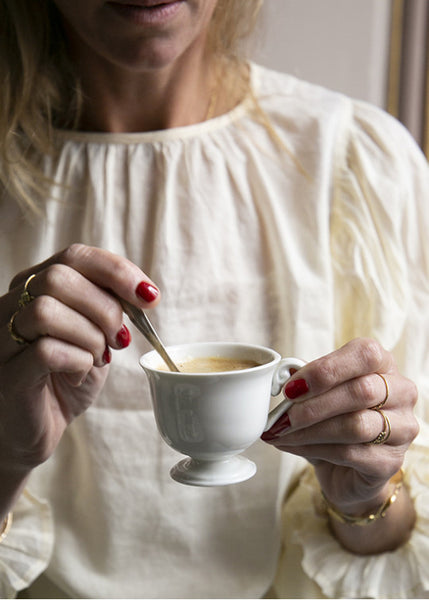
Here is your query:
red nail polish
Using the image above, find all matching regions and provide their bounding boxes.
[103,346,112,364]
[284,378,309,399]
[261,412,291,441]
[136,281,159,303]
[116,325,131,348]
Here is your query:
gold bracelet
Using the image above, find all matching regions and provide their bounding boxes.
[0,513,13,543]
[321,470,404,527]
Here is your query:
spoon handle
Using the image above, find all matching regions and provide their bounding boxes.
[120,299,180,372]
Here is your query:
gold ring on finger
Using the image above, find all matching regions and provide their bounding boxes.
[18,273,36,308]
[7,311,30,345]
[371,373,389,409]
[369,408,391,445]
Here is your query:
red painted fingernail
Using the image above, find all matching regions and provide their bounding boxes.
[116,325,131,348]
[103,346,112,364]
[261,412,291,441]
[284,378,309,399]
[136,281,159,303]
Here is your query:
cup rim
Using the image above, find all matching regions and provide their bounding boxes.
[139,341,281,376]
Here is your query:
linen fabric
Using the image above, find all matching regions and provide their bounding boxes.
[1,64,429,599]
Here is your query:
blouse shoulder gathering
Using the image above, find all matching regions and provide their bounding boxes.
[0,490,53,599]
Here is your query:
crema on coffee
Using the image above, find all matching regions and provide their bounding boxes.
[159,356,261,373]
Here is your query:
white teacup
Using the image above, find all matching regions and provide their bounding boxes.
[140,342,305,486]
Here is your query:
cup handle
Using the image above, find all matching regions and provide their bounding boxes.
[264,357,307,432]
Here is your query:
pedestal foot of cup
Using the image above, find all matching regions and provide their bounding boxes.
[170,455,257,487]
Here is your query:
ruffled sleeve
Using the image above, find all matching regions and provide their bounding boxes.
[0,490,53,599]
[274,100,429,599]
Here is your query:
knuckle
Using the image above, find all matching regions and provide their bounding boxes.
[409,417,420,442]
[31,296,58,330]
[385,453,404,477]
[351,410,373,441]
[43,263,71,292]
[60,243,89,266]
[33,336,57,366]
[311,356,339,390]
[298,401,324,425]
[358,338,384,372]
[109,255,135,286]
[87,332,107,364]
[408,380,419,407]
[102,299,123,331]
[398,410,420,445]
[349,375,378,406]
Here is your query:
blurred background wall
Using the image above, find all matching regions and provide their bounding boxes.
[253,0,392,107]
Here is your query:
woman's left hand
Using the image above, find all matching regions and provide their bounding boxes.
[261,337,419,516]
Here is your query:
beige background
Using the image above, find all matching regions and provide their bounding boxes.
[252,0,392,108]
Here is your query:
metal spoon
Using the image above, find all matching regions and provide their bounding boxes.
[120,298,180,372]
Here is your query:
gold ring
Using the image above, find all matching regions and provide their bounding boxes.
[369,408,391,445]
[7,311,29,345]
[18,274,36,308]
[372,373,389,409]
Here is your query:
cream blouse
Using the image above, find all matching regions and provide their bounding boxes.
[1,64,429,599]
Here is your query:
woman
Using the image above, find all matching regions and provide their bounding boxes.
[0,0,427,597]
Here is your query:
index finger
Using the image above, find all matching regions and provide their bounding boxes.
[284,338,396,402]
[9,244,161,308]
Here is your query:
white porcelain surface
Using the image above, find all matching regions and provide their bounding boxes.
[140,342,305,486]
[170,456,257,486]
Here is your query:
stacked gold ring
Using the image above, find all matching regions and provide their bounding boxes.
[369,408,391,445]
[7,274,36,345]
[367,373,391,445]
[18,273,36,308]
[7,311,27,345]
[373,373,389,409]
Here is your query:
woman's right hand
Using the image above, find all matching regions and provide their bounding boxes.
[0,244,160,484]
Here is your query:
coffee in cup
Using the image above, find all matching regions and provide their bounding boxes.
[159,356,261,373]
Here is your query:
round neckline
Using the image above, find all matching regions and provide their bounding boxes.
[55,63,259,146]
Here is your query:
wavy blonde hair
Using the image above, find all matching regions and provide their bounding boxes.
[0,0,264,214]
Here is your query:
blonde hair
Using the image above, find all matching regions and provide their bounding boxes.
[0,0,264,214]
[209,0,264,58]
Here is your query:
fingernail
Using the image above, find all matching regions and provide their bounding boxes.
[136,281,159,303]
[116,325,131,348]
[284,378,309,399]
[261,412,291,441]
[103,346,112,364]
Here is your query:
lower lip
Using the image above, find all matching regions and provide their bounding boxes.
[106,1,185,25]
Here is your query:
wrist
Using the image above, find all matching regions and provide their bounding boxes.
[321,470,404,527]
[318,470,416,554]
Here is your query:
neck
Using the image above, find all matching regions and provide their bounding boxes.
[70,41,218,133]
